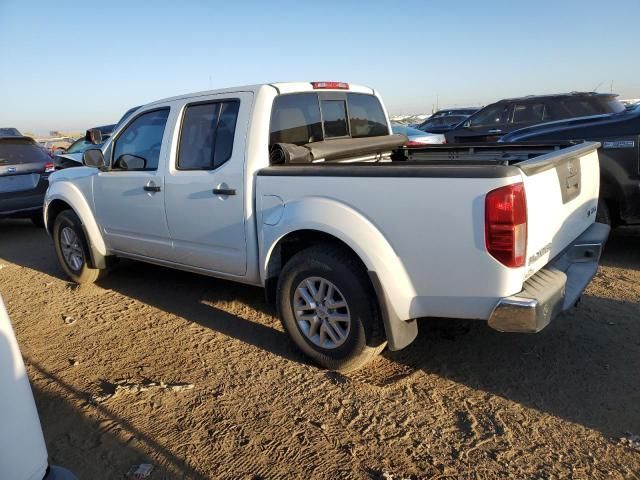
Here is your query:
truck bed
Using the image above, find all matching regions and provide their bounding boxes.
[257,141,602,323]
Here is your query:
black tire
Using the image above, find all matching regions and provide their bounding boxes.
[276,245,387,372]
[53,210,105,284]
[595,199,612,226]
[30,211,45,228]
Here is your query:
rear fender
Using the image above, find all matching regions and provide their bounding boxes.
[260,196,418,349]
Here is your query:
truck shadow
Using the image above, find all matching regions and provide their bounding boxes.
[97,260,310,368]
[2,220,638,438]
[0,219,62,277]
[28,359,206,479]
[600,225,640,269]
[382,293,639,438]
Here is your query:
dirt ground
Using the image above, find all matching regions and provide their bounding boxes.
[0,220,639,479]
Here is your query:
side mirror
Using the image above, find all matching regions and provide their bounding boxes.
[83,148,106,168]
[463,120,471,128]
[114,154,146,170]
[85,128,103,145]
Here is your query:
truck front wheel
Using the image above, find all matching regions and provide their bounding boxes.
[53,210,105,284]
[276,245,386,372]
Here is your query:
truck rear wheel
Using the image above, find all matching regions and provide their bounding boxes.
[276,245,386,372]
[53,210,105,284]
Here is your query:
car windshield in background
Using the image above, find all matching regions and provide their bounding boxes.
[0,138,50,165]
[270,92,389,146]
[421,115,467,128]
[66,138,103,154]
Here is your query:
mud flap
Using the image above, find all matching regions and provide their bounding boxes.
[368,271,418,351]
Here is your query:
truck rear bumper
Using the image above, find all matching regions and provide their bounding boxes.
[488,222,610,333]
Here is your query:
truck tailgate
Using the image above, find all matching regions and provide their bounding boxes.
[518,142,601,278]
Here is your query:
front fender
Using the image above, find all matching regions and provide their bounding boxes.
[45,180,108,262]
[260,196,417,324]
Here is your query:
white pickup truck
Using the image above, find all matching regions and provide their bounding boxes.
[44,81,610,371]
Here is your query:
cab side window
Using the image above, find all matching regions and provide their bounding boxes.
[469,104,509,127]
[112,109,170,171]
[177,100,240,170]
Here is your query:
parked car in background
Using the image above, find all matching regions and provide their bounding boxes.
[391,124,445,145]
[55,115,140,169]
[54,137,102,169]
[0,295,77,480]
[38,138,75,157]
[0,127,22,137]
[445,92,625,144]
[415,108,479,133]
[115,105,142,128]
[1,136,55,226]
[45,81,608,372]
[502,106,640,226]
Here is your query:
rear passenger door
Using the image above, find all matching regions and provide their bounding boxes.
[163,92,251,276]
[508,102,548,131]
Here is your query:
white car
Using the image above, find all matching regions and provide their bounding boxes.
[391,124,446,145]
[0,295,76,479]
[44,81,609,371]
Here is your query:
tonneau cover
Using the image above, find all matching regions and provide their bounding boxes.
[270,134,407,164]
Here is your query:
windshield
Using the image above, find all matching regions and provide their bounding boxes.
[66,138,105,154]
[420,115,467,129]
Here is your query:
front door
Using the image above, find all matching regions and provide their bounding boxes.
[93,107,173,259]
[163,92,251,276]
[452,103,511,142]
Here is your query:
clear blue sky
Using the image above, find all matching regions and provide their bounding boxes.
[1,0,639,134]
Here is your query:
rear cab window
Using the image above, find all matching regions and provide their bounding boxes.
[269,92,389,149]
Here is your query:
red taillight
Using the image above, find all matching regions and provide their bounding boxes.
[44,162,55,173]
[485,183,527,268]
[404,140,425,148]
[311,81,349,90]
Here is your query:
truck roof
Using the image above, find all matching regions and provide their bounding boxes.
[145,82,375,108]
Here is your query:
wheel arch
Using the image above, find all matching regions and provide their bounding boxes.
[45,185,108,269]
[260,196,419,350]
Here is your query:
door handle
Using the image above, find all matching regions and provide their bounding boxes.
[213,188,236,196]
[144,182,161,192]
[488,129,502,134]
